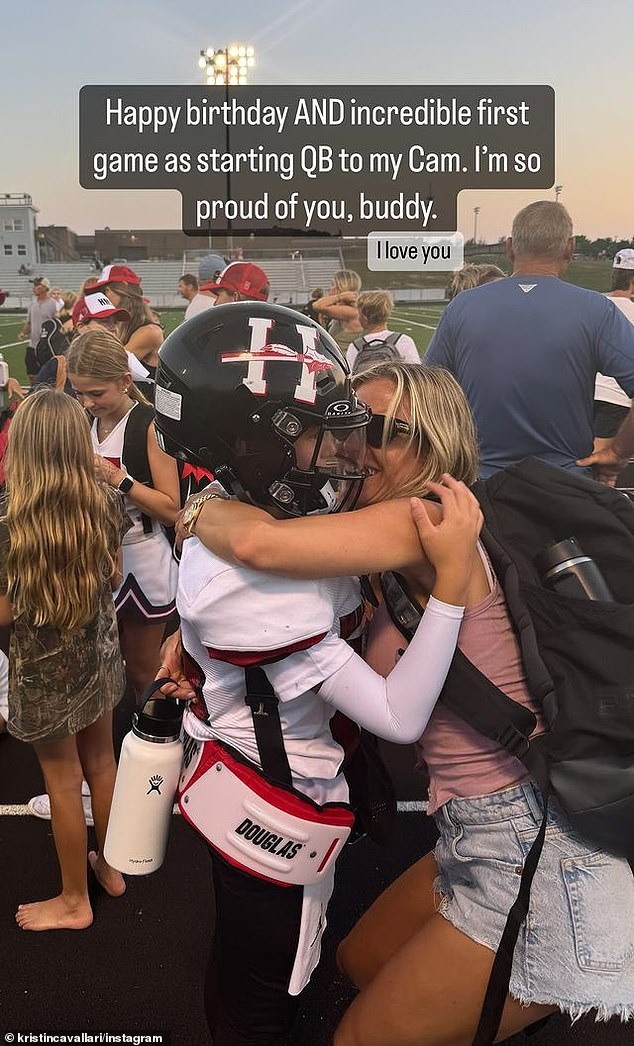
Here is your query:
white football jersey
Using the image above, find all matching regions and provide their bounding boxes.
[178,538,364,805]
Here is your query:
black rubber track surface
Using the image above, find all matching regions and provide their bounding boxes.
[0,693,629,1046]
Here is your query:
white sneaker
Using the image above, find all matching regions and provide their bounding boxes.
[28,790,94,827]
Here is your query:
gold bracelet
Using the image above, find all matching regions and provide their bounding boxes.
[183,492,222,537]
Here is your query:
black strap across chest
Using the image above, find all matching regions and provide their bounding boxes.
[243,666,293,788]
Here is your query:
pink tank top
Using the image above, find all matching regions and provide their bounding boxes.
[365,547,546,813]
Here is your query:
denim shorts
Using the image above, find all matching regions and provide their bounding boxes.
[433,782,634,1021]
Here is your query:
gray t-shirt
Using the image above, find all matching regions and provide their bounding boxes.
[27,297,58,348]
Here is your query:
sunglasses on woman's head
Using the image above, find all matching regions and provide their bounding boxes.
[366,413,412,448]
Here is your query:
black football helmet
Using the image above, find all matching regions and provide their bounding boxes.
[154,302,370,516]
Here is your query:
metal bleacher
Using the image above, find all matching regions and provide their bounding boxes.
[181,252,340,307]
[0,260,184,310]
[0,254,341,310]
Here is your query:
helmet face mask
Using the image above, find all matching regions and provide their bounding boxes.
[265,418,367,516]
[154,302,370,517]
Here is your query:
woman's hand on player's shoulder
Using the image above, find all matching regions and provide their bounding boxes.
[410,476,482,604]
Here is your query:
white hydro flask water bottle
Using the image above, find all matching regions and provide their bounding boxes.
[104,681,184,875]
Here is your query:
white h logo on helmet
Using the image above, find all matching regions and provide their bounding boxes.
[221,318,332,405]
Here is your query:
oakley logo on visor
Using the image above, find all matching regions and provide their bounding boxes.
[326,401,353,416]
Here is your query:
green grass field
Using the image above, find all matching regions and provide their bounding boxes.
[0,305,442,386]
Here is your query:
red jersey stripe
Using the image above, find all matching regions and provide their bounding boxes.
[338,603,365,641]
[206,632,328,667]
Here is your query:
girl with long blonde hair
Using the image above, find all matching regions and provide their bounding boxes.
[1,389,128,930]
[67,329,180,701]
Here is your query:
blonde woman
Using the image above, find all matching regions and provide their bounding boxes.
[179,360,634,1043]
[67,331,180,700]
[313,269,363,355]
[0,389,128,930]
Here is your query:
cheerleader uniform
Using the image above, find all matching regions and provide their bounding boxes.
[91,403,177,621]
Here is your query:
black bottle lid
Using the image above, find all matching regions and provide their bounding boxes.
[132,697,183,742]
[534,537,587,577]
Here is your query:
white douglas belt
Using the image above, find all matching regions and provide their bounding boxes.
[178,737,354,887]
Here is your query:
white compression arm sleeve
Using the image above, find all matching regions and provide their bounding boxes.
[318,595,464,743]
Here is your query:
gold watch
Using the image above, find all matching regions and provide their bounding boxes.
[182,493,221,536]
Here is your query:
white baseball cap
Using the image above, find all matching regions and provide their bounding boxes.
[613,249,634,269]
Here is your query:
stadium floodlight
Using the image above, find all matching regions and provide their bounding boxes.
[555,184,563,202]
[199,44,255,85]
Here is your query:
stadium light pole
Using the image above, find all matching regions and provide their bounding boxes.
[198,45,255,87]
[555,184,563,202]
[198,46,255,251]
[473,206,480,244]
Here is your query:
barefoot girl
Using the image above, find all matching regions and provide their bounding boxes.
[1,389,128,930]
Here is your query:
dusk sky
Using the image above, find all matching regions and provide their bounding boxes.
[3,0,630,242]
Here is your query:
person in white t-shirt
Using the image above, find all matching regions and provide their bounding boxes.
[18,278,58,383]
[594,249,634,463]
[347,290,421,375]
[153,301,481,1046]
[177,273,213,320]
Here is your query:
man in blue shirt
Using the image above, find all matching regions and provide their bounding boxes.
[426,201,634,483]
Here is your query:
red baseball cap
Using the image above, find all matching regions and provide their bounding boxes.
[72,293,131,327]
[85,264,142,293]
[202,261,269,301]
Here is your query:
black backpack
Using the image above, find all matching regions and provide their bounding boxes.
[119,401,156,537]
[35,317,70,370]
[350,331,403,375]
[123,400,189,550]
[380,457,634,1045]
